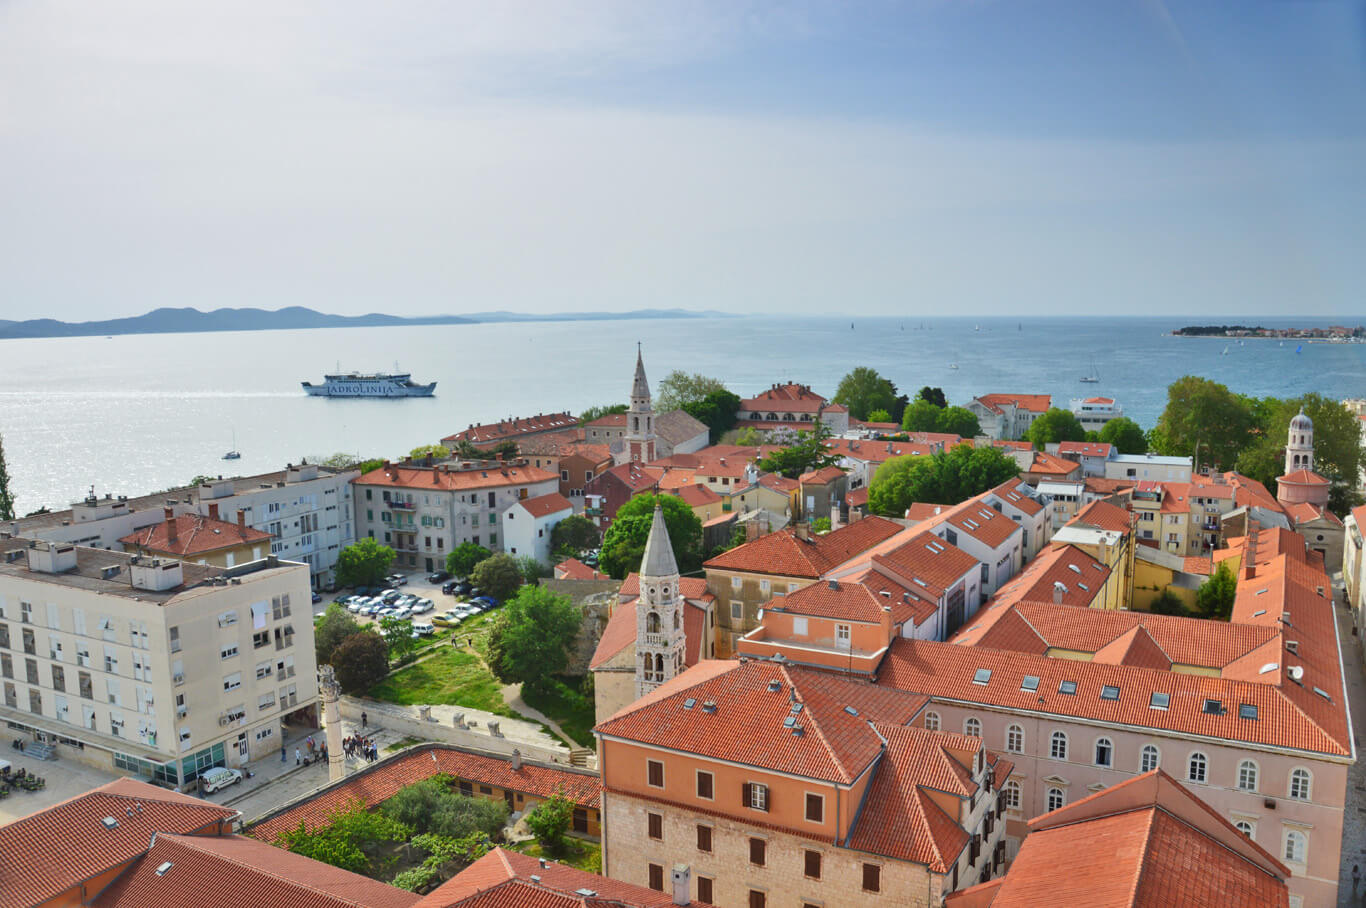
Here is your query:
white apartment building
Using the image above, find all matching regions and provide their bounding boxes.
[502,493,574,566]
[11,462,358,591]
[354,459,559,573]
[0,538,317,789]
[1104,453,1192,483]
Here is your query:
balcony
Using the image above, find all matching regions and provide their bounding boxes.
[643,634,669,647]
[388,500,416,511]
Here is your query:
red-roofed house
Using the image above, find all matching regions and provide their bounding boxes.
[119,506,272,570]
[503,492,574,564]
[1020,451,1082,485]
[797,464,847,523]
[968,395,1052,441]
[442,412,580,450]
[1054,440,1113,477]
[737,382,850,434]
[554,557,608,581]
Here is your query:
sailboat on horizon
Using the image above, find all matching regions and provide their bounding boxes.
[222,430,241,461]
[1079,357,1100,383]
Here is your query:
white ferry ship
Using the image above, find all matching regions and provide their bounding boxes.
[1069,396,1123,431]
[302,371,436,398]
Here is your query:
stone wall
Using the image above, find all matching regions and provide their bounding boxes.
[338,696,572,766]
[540,580,622,677]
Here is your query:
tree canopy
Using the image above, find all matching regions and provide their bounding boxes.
[380,615,420,663]
[1235,393,1364,512]
[600,493,704,579]
[1025,408,1086,450]
[0,434,15,521]
[471,553,524,601]
[335,538,395,589]
[682,389,743,444]
[1195,562,1237,621]
[550,514,600,559]
[937,406,981,439]
[579,403,627,424]
[656,370,728,412]
[525,792,575,856]
[1098,417,1147,454]
[867,444,1019,516]
[867,409,893,424]
[446,542,492,577]
[901,400,980,438]
[333,631,390,694]
[315,603,362,667]
[408,444,450,461]
[485,586,583,694]
[833,367,907,422]
[1151,376,1255,471]
[918,386,947,408]
[754,425,841,479]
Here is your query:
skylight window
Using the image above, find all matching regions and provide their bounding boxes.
[1021,675,1040,692]
[1150,692,1169,710]
[913,578,928,587]
[683,698,696,710]
[1067,564,1081,574]
[1059,680,1077,695]
[1238,704,1258,720]
[1252,610,1266,618]
[1100,686,1120,701]
[973,668,992,685]
[1258,662,1279,675]
[1202,698,1224,715]
[1255,588,1268,596]
[155,862,173,877]
[844,705,859,716]
[1313,687,1333,701]
[783,716,796,728]
[1078,583,1089,591]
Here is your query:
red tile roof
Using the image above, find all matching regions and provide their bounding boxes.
[1056,441,1113,458]
[846,487,869,508]
[516,427,589,455]
[975,394,1052,414]
[990,478,1045,517]
[1276,468,1329,485]
[990,439,1034,452]
[920,498,1022,549]
[357,463,558,492]
[826,438,938,464]
[670,483,722,507]
[92,833,419,908]
[703,516,903,578]
[739,383,832,413]
[758,472,799,493]
[0,778,237,908]
[1084,476,1136,496]
[799,465,846,484]
[588,590,710,670]
[442,412,579,446]
[1069,499,1132,533]
[1283,500,1341,526]
[250,747,601,843]
[554,558,608,581]
[585,413,628,428]
[972,544,1109,613]
[1026,451,1081,477]
[769,577,913,626]
[417,848,703,908]
[515,492,574,519]
[865,531,980,599]
[119,514,271,556]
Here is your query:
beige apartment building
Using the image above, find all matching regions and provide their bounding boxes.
[0,536,316,789]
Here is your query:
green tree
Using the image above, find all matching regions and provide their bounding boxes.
[733,426,765,446]
[833,367,900,422]
[275,800,412,874]
[600,493,704,579]
[682,389,742,443]
[1025,408,1087,450]
[446,542,492,577]
[380,616,419,663]
[811,517,832,533]
[315,604,362,667]
[408,444,450,461]
[1149,590,1190,617]
[188,474,215,488]
[550,515,600,559]
[1194,562,1238,621]
[656,370,728,412]
[1099,417,1147,454]
[333,631,391,694]
[936,406,981,439]
[485,586,582,693]
[354,457,385,474]
[0,434,15,521]
[453,439,518,460]
[754,425,841,479]
[1235,393,1364,513]
[515,555,551,585]
[579,403,627,424]
[335,538,396,589]
[867,409,893,424]
[918,387,947,408]
[380,777,509,839]
[1153,376,1255,471]
[901,398,943,433]
[471,553,524,601]
[867,445,1019,516]
[525,792,575,856]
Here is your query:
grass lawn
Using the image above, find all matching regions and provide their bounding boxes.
[367,649,517,719]
[508,838,601,873]
[522,681,597,750]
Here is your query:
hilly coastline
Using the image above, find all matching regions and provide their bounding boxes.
[0,306,729,340]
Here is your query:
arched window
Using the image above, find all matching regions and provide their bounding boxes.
[1003,780,1021,811]
[1289,768,1312,801]
[1046,787,1065,811]
[1050,731,1068,761]
[1234,820,1255,839]
[1283,830,1307,864]
[924,711,940,731]
[964,717,981,738]
[1236,759,1259,792]
[1006,724,1023,753]
[673,611,680,630]
[662,586,669,597]
[655,653,664,674]
[646,612,660,633]
[1094,737,1113,767]
[1139,744,1160,773]
[1187,752,1207,783]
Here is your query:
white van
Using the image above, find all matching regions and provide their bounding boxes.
[411,621,435,636]
[199,766,242,793]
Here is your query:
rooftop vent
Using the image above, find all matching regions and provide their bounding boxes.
[879,590,890,598]
[843,705,859,716]
[791,724,805,737]
[701,701,717,714]
[101,565,122,580]
[1067,564,1081,574]
[101,816,118,829]
[1313,686,1332,701]
[1287,666,1305,683]
[828,580,839,590]
[1258,662,1279,675]
[574,889,598,898]
[766,680,781,692]
[1286,640,1299,655]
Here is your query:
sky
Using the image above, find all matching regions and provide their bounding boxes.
[1,0,1364,320]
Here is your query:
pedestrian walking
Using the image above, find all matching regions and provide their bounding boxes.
[1353,864,1360,894]
[280,744,286,763]
[361,711,368,728]
[295,748,302,766]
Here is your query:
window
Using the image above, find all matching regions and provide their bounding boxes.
[697,877,713,903]
[1149,691,1169,710]
[696,824,712,853]
[1140,744,1160,773]
[1006,724,1023,753]
[647,759,664,788]
[696,770,714,800]
[1004,780,1021,811]
[805,792,824,823]
[222,672,241,692]
[647,812,662,840]
[1047,787,1065,811]
[1050,731,1068,760]
[792,616,808,636]
[804,849,822,879]
[759,579,770,594]
[730,601,743,621]
[1058,680,1077,695]
[1289,768,1311,801]
[745,782,769,811]
[835,624,851,649]
[1187,752,1207,783]
[648,863,664,891]
[862,863,881,893]
[1283,830,1307,864]
[1094,737,1113,767]
[749,837,766,866]
[924,711,940,731]
[1021,675,1039,692]
[964,717,982,738]
[973,668,992,685]
[748,892,766,908]
[1235,820,1255,839]
[1100,685,1120,700]
[731,576,743,590]
[219,643,238,660]
[1237,759,1259,792]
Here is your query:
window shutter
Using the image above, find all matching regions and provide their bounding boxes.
[742,782,752,807]
[763,785,772,812]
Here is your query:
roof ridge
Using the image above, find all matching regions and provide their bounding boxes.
[155,834,379,907]
[1127,807,1160,904]
[1128,623,1174,664]
[781,665,853,783]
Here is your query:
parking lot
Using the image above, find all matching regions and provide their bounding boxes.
[325,570,502,640]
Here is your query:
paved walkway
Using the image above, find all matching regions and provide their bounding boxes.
[1336,586,1366,906]
[500,684,576,750]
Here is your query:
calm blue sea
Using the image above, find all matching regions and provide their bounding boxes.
[1,316,1363,512]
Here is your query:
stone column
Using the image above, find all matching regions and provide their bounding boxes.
[320,665,345,783]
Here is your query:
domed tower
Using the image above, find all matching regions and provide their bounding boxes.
[1286,408,1314,474]
[635,503,685,698]
[625,344,657,464]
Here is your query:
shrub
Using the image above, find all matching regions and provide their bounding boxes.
[526,792,575,856]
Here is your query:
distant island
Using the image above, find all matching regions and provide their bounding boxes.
[1173,324,1365,339]
[0,306,730,340]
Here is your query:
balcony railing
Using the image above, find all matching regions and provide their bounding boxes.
[643,634,668,647]
[388,501,416,511]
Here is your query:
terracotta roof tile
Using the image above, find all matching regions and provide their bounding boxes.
[798,465,846,484]
[1069,499,1132,533]
[991,439,1034,452]
[703,516,903,578]
[119,514,271,556]
[357,463,558,492]
[976,394,1052,414]
[515,492,574,518]
[554,558,608,581]
[865,531,979,598]
[442,412,579,446]
[1276,468,1329,485]
[1057,441,1114,457]
[1027,452,1081,476]
[670,484,722,507]
[990,477,1045,517]
[740,383,831,413]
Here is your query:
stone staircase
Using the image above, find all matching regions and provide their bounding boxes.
[24,741,57,761]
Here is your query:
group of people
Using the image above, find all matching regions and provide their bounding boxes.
[344,735,378,763]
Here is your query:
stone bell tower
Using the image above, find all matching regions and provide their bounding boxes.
[635,503,685,698]
[625,344,657,464]
[1285,408,1314,474]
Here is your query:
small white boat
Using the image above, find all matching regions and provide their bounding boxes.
[222,430,241,461]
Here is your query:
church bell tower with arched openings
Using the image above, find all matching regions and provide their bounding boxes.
[626,344,657,464]
[1285,408,1314,474]
[635,503,685,698]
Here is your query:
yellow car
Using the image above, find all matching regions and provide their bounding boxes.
[431,611,464,628]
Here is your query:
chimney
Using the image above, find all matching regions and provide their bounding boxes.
[165,510,178,545]
[511,748,522,770]
[207,502,219,521]
[1243,520,1259,581]
[794,522,810,542]
[1053,581,1066,604]
[671,864,692,906]
[163,506,174,522]
[237,510,246,528]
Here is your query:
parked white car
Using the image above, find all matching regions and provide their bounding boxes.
[412,621,435,636]
[199,766,242,794]
[411,599,434,614]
